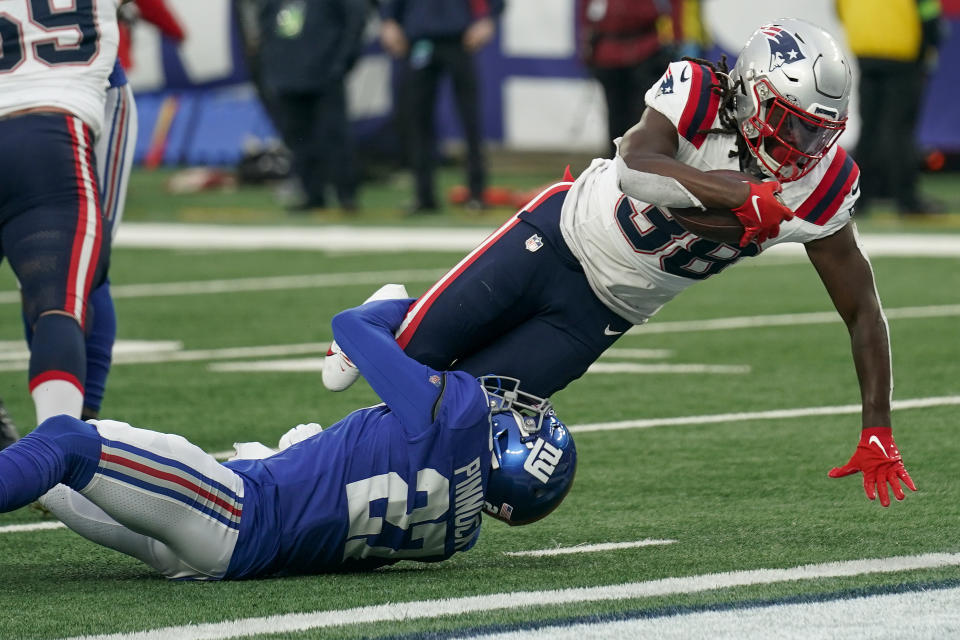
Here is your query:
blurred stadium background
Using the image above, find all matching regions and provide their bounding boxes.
[127,0,960,217]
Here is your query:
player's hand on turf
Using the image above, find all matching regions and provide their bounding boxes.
[731,181,794,247]
[828,427,917,507]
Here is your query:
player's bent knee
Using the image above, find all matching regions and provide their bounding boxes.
[35,414,90,439]
[34,415,102,488]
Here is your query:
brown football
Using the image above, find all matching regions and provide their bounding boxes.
[667,170,764,246]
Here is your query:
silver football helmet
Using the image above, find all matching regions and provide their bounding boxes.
[730,18,852,181]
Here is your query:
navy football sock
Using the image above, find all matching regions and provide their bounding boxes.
[84,280,116,415]
[0,416,100,512]
[28,312,86,388]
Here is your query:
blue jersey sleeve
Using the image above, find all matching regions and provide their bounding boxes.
[331,299,446,434]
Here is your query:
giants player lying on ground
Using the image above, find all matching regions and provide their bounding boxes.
[324,19,915,508]
[0,298,576,579]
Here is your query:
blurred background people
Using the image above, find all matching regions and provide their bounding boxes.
[258,0,368,211]
[117,0,186,71]
[380,0,503,213]
[837,0,946,215]
[576,0,681,158]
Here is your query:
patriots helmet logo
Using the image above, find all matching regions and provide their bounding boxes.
[656,68,674,96]
[762,26,806,70]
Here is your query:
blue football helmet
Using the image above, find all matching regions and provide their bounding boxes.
[479,377,577,526]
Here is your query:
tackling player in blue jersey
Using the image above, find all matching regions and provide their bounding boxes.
[0,297,576,579]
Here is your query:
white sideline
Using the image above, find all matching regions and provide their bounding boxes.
[58,553,960,640]
[460,587,960,640]
[111,224,960,256]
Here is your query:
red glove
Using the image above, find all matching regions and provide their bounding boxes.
[731,181,794,247]
[828,427,917,507]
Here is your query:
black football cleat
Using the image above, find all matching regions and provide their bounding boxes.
[0,398,20,450]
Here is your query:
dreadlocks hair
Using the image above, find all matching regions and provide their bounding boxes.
[681,54,754,165]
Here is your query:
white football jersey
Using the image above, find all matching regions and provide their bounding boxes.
[0,0,120,137]
[560,60,860,325]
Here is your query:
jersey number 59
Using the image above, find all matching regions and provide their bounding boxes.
[0,0,98,73]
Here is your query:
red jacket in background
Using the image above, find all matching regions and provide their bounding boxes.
[118,0,186,70]
[577,0,679,68]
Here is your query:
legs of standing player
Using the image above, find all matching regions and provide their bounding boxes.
[407,43,442,211]
[83,82,137,420]
[445,40,486,205]
[0,415,244,579]
[0,114,109,425]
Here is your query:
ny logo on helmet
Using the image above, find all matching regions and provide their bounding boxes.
[762,26,806,70]
[523,438,563,483]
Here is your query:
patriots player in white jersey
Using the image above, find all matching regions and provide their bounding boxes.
[0,0,119,429]
[0,297,576,578]
[325,19,915,508]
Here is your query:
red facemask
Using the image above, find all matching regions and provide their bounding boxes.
[743,79,846,181]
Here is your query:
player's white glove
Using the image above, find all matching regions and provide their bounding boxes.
[278,422,324,450]
[228,441,277,461]
[322,283,410,392]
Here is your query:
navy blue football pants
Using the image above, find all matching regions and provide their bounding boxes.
[0,113,109,400]
[397,184,632,398]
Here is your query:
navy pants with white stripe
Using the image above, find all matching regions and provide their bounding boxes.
[0,416,242,579]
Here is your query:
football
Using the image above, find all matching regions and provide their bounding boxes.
[667,170,763,246]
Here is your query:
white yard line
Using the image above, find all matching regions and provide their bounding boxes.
[503,540,676,557]
[630,304,960,335]
[0,521,65,534]
[208,360,748,375]
[58,552,960,640]
[586,363,751,374]
[602,348,673,359]
[0,343,331,372]
[0,269,447,305]
[570,395,960,433]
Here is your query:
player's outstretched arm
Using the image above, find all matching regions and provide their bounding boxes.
[805,223,917,506]
[331,299,445,433]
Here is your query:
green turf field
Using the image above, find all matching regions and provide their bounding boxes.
[0,167,958,639]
